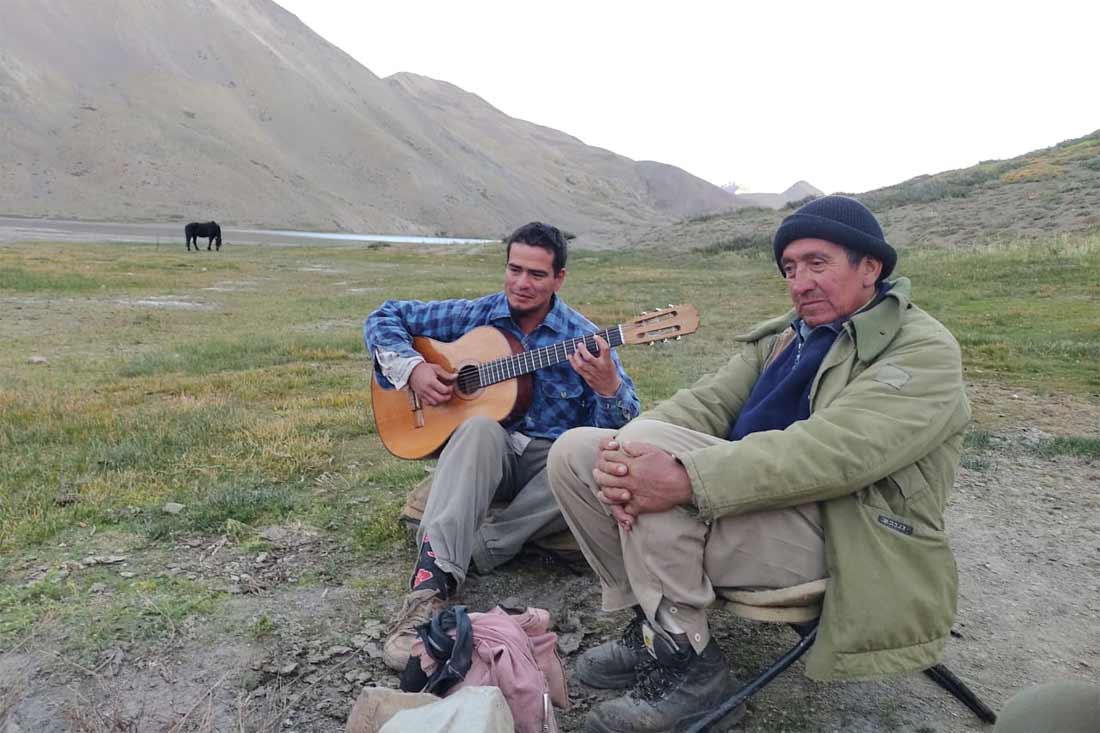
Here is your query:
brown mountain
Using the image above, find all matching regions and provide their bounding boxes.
[0,0,733,242]
[631,130,1100,250]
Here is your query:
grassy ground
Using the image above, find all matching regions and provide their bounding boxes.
[1,236,1098,728]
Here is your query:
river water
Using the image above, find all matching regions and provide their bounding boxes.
[0,216,497,247]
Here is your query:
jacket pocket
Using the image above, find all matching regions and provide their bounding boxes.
[828,501,957,657]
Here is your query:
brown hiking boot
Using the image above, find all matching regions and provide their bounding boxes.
[382,588,446,672]
[584,632,743,733]
[575,609,649,689]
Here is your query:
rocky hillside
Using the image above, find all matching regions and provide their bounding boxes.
[631,130,1100,251]
[0,0,733,241]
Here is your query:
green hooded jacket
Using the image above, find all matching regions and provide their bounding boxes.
[640,278,970,681]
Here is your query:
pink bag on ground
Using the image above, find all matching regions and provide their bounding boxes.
[410,605,569,733]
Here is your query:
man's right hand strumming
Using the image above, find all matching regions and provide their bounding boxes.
[408,362,457,405]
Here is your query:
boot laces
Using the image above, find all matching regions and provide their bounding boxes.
[629,655,686,702]
[385,588,443,636]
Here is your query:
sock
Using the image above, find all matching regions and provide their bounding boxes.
[411,536,454,598]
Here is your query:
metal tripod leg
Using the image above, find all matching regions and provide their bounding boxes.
[924,663,997,724]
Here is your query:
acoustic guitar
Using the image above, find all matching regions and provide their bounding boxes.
[371,304,700,459]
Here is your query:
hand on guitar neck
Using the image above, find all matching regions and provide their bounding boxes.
[566,334,621,397]
[408,362,458,406]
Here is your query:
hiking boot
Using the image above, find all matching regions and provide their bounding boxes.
[575,608,649,689]
[584,631,743,733]
[382,588,446,672]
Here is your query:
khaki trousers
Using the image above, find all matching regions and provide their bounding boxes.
[417,416,567,585]
[547,419,826,653]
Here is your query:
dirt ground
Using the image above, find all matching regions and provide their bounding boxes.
[2,380,1098,733]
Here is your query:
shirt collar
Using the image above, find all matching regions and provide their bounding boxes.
[795,317,844,341]
[488,291,567,334]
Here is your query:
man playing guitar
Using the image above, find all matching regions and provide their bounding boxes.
[364,221,640,672]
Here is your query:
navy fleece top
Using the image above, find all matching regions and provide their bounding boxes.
[727,319,842,440]
[728,283,892,441]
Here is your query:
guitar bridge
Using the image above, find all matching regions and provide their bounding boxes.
[409,389,425,429]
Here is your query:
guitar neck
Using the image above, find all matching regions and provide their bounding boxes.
[478,327,624,387]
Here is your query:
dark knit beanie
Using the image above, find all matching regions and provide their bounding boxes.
[773,195,896,281]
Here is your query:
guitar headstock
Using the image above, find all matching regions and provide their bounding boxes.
[620,304,700,345]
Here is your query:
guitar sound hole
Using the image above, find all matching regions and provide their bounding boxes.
[455,364,481,399]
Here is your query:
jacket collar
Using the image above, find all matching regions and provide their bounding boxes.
[848,277,911,363]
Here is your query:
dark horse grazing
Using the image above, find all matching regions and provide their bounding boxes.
[185,221,222,251]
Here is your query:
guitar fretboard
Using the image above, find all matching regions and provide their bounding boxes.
[475,327,625,388]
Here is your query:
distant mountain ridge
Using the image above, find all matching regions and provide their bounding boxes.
[731,180,823,210]
[630,130,1100,250]
[0,0,733,242]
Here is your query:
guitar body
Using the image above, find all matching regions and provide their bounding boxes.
[370,304,699,461]
[371,326,532,459]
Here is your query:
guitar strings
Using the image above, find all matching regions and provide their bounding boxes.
[459,329,620,392]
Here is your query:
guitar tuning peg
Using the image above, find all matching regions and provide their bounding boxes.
[676,336,682,340]
[663,338,669,343]
[641,310,649,315]
[649,342,655,347]
[668,304,674,308]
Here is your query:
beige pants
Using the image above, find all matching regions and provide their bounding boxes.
[547,419,826,653]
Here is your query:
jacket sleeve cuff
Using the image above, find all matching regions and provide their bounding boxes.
[675,450,714,518]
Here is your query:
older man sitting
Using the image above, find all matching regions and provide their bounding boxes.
[547,196,970,732]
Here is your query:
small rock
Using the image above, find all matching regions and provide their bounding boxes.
[256,552,269,564]
[27,356,49,365]
[260,527,291,544]
[557,613,585,633]
[119,571,136,579]
[89,582,107,594]
[500,596,524,612]
[163,502,185,515]
[557,632,584,655]
[279,662,299,676]
[82,555,127,566]
[358,619,385,640]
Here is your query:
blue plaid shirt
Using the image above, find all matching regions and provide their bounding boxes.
[364,292,640,439]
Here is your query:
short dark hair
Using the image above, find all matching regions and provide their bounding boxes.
[506,222,567,274]
[846,248,873,267]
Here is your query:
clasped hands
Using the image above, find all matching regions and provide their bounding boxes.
[593,436,693,531]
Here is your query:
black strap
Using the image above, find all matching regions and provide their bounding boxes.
[414,605,474,696]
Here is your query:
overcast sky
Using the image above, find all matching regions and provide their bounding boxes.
[274,0,1099,195]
